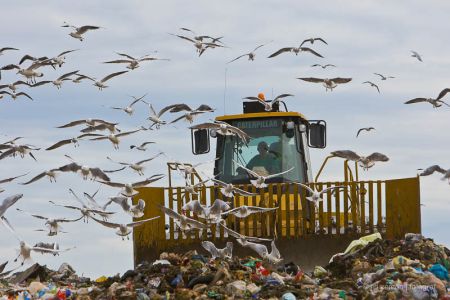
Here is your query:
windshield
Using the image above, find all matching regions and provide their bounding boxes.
[215,118,306,184]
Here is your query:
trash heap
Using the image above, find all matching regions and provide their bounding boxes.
[1,233,449,299]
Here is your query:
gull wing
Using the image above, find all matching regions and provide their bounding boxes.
[76,25,101,34]
[46,138,76,150]
[16,208,48,220]
[189,122,221,130]
[245,240,269,257]
[209,199,230,215]
[57,49,78,57]
[126,216,160,228]
[227,53,249,64]
[436,88,450,100]
[0,173,28,184]
[297,77,324,83]
[273,93,294,102]
[268,47,294,58]
[331,77,352,84]
[168,103,192,113]
[68,188,87,207]
[116,129,141,138]
[16,92,33,100]
[404,98,427,104]
[58,162,82,173]
[159,205,182,221]
[366,152,389,162]
[57,70,79,81]
[299,47,324,58]
[103,59,132,64]
[182,200,204,214]
[270,240,281,259]
[201,241,220,258]
[54,215,84,223]
[294,182,315,195]
[1,216,22,242]
[116,52,135,60]
[331,150,361,161]
[0,194,24,216]
[318,186,346,196]
[172,34,196,44]
[266,167,294,179]
[231,186,258,197]
[89,168,111,181]
[100,71,128,83]
[136,152,164,165]
[20,171,52,185]
[96,180,126,188]
[233,160,259,178]
[90,216,120,229]
[132,174,165,187]
[420,165,446,176]
[56,120,87,128]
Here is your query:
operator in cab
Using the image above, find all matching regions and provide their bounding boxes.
[246,141,280,176]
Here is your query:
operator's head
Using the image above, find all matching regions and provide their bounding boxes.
[257,141,269,156]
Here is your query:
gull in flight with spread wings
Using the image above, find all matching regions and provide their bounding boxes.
[227,42,272,64]
[297,77,352,92]
[268,41,324,58]
[362,81,380,93]
[104,53,170,70]
[82,129,141,149]
[233,160,294,188]
[103,196,146,218]
[374,73,395,81]
[243,93,294,112]
[107,152,164,175]
[110,94,147,116]
[190,121,251,145]
[130,141,156,151]
[159,205,208,236]
[97,174,165,197]
[294,182,345,207]
[211,178,258,198]
[0,91,33,101]
[16,208,83,236]
[222,205,278,219]
[80,71,129,90]
[182,199,230,223]
[201,241,233,259]
[311,63,336,69]
[419,165,450,183]
[91,216,160,240]
[0,143,40,161]
[62,22,101,41]
[32,70,79,89]
[404,88,450,108]
[411,50,423,62]
[237,239,283,264]
[331,150,389,170]
[356,127,376,138]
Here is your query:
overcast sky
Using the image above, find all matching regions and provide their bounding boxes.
[1,0,449,278]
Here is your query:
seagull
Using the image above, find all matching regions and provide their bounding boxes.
[110,94,147,116]
[201,241,233,259]
[404,88,450,108]
[331,150,389,170]
[189,122,251,145]
[81,71,129,90]
[211,178,258,198]
[233,160,294,188]
[91,215,160,240]
[72,74,92,83]
[0,174,28,193]
[57,161,111,181]
[32,242,60,256]
[227,42,272,64]
[374,73,395,80]
[0,47,19,55]
[0,91,33,101]
[170,33,225,57]
[104,53,170,70]
[182,199,230,223]
[107,152,164,175]
[1,61,51,83]
[219,220,272,244]
[159,205,208,235]
[82,191,114,221]
[221,205,278,219]
[97,174,165,197]
[419,165,450,183]
[0,144,40,161]
[20,169,60,184]
[268,45,323,58]
[173,159,217,179]
[178,28,222,43]
[237,239,282,264]
[166,103,215,113]
[182,178,210,197]
[62,22,101,41]
[411,50,423,62]
[147,103,179,129]
[129,199,146,218]
[0,81,31,92]
[243,93,294,112]
[356,127,376,138]
[0,194,24,218]
[362,81,380,93]
[56,118,118,131]
[311,64,336,69]
[31,70,79,89]
[300,37,328,47]
[169,110,208,124]
[297,77,352,91]
[47,49,78,68]
[16,208,83,236]
[84,129,141,149]
[130,141,156,151]
[294,182,345,207]
[80,122,121,134]
[45,133,95,151]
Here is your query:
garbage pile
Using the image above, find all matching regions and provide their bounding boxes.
[1,233,449,299]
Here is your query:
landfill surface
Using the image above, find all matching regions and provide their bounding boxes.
[1,233,449,299]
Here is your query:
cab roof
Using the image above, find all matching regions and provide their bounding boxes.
[215,111,307,121]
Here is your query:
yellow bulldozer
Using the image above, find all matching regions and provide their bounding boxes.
[133,97,421,269]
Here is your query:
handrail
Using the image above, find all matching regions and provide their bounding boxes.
[314,155,334,182]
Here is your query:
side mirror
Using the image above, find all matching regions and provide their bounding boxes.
[191,129,210,154]
[307,120,326,148]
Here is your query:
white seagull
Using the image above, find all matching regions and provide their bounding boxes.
[201,241,233,259]
[182,199,230,223]
[419,165,450,183]
[62,22,101,41]
[90,216,160,240]
[97,174,165,197]
[211,178,259,198]
[237,239,283,264]
[107,152,164,175]
[159,205,208,235]
[331,150,389,170]
[233,160,294,188]
[110,94,148,116]
[294,182,345,207]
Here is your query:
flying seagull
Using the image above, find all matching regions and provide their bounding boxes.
[0,91,33,101]
[331,150,389,170]
[107,152,164,175]
[211,178,258,198]
[182,199,230,223]
[91,216,159,240]
[62,22,101,41]
[0,47,19,55]
[233,160,294,188]
[0,194,24,219]
[362,81,380,93]
[170,33,225,57]
[110,94,147,116]
[311,64,336,69]
[294,182,345,207]
[0,80,31,92]
[104,53,169,70]
[227,42,272,64]
[81,71,129,90]
[189,121,251,145]
[31,70,79,89]
[159,205,208,236]
[268,45,323,58]
[298,77,352,91]
[404,88,450,108]
[237,239,283,264]
[300,37,328,47]
[20,169,60,185]
[130,141,156,151]
[0,144,40,161]
[419,165,450,183]
[356,127,376,138]
[57,160,111,181]
[201,241,233,259]
[97,174,165,197]
[411,50,423,62]
[83,129,141,149]
[374,73,395,80]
